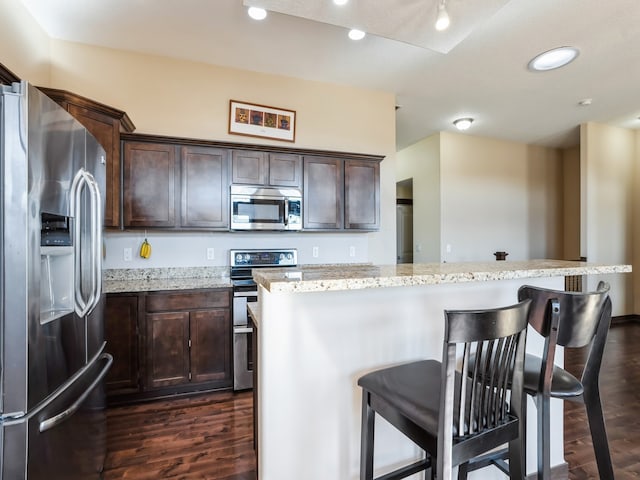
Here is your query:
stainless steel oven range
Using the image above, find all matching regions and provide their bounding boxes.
[230,248,297,390]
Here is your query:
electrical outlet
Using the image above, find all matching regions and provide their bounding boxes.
[446,244,452,253]
[349,246,356,257]
[312,246,319,258]
[207,247,215,260]
[123,247,132,261]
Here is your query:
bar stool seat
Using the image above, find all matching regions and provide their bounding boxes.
[522,353,583,398]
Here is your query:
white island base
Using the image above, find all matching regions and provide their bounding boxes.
[253,261,630,479]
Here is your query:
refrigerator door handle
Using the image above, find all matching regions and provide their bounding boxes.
[38,352,113,433]
[71,168,102,317]
[89,173,103,313]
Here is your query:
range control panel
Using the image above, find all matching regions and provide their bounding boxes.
[230,249,298,268]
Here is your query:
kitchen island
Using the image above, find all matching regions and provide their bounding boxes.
[251,260,631,480]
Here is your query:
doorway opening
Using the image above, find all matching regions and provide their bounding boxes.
[396,179,413,264]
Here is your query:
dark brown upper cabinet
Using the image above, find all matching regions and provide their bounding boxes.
[121,133,382,232]
[232,150,302,188]
[303,156,380,231]
[303,156,344,230]
[38,87,135,228]
[123,141,178,228]
[122,140,230,230]
[344,159,380,230]
[181,146,229,229]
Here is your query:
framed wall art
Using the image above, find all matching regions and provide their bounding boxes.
[229,100,296,142]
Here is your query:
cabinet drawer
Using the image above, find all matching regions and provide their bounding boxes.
[145,290,230,312]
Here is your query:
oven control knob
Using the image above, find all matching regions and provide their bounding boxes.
[235,253,243,263]
[279,253,285,261]
[287,253,293,260]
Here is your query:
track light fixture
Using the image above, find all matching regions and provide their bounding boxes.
[435,0,450,31]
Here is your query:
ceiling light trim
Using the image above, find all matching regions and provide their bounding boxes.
[247,6,268,20]
[453,117,474,131]
[528,46,579,72]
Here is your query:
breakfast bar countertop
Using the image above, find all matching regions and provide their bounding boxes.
[252,259,632,294]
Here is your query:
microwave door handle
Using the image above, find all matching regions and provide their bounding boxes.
[284,199,289,226]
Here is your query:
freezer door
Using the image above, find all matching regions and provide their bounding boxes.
[1,350,113,480]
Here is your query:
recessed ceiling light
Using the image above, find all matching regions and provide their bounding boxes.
[578,98,592,106]
[333,0,349,5]
[453,117,474,131]
[248,7,267,20]
[348,29,366,41]
[528,47,579,71]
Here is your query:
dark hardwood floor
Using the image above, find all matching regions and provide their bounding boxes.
[564,320,640,479]
[104,322,640,479]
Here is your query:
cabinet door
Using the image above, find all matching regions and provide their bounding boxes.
[303,156,343,229]
[145,311,190,388]
[123,142,177,228]
[231,150,267,185]
[67,105,121,228]
[105,294,140,395]
[344,160,380,230]
[181,146,229,228]
[190,309,232,385]
[268,153,302,187]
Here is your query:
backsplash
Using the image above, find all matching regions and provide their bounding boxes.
[103,231,370,269]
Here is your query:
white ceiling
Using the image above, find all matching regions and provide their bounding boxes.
[19,0,640,150]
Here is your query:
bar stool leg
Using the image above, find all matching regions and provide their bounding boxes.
[536,393,551,480]
[360,391,375,480]
[583,387,614,479]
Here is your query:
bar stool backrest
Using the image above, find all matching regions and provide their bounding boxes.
[518,281,610,348]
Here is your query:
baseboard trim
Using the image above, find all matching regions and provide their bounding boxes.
[612,314,640,325]
[526,462,568,480]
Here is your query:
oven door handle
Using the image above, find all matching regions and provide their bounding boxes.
[234,291,257,298]
[234,326,254,334]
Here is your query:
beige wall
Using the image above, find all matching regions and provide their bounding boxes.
[581,122,636,315]
[635,131,640,313]
[0,0,50,84]
[397,132,564,264]
[562,145,580,260]
[48,40,397,264]
[396,134,441,262]
[439,132,563,262]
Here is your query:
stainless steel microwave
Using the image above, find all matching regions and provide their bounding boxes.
[230,185,302,231]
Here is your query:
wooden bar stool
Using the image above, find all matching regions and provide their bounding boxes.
[358,299,531,480]
[517,282,613,480]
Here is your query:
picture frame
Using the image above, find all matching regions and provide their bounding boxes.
[228,100,296,142]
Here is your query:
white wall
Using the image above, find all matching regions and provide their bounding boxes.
[581,122,636,315]
[395,134,441,262]
[104,231,370,269]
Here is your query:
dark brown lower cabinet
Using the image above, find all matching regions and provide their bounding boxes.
[105,288,232,404]
[145,311,191,388]
[105,294,141,396]
[144,289,233,393]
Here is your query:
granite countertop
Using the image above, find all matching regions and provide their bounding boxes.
[252,259,632,294]
[103,267,232,294]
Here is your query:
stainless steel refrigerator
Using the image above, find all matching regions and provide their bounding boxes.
[0,81,113,479]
